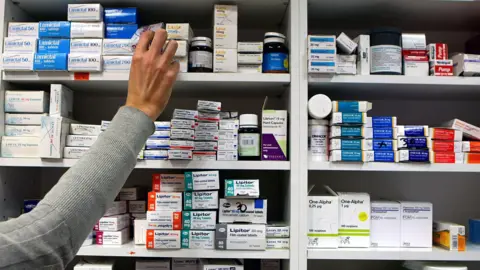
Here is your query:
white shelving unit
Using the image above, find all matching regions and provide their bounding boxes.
[309,161,480,173]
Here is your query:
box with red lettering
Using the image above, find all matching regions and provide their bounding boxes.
[428,43,448,60]
[429,60,453,76]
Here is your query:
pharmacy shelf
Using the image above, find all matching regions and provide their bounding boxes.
[309,161,480,173]
[308,75,480,100]
[0,158,290,170]
[308,244,480,261]
[77,241,290,259]
[3,72,290,95]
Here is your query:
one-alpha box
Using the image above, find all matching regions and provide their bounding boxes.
[152,174,185,192]
[147,192,182,211]
[307,188,339,248]
[370,201,401,248]
[5,91,48,113]
[219,198,267,224]
[225,179,260,198]
[184,171,220,191]
[215,224,266,250]
[146,211,182,230]
[181,230,215,249]
[146,230,181,249]
[50,84,73,118]
[182,211,217,230]
[400,201,433,248]
[184,191,219,210]
[39,116,74,158]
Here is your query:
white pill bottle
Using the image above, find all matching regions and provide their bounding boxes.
[308,119,329,161]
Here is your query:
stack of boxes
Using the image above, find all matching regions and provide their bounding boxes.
[266,224,290,250]
[64,122,101,158]
[429,43,453,76]
[427,127,463,163]
[144,121,171,160]
[104,8,138,39]
[307,35,336,74]
[95,195,130,246]
[194,100,221,161]
[166,23,194,73]
[237,42,263,73]
[3,22,38,70]
[396,125,430,163]
[217,118,239,161]
[35,21,71,71]
[213,5,238,73]
[217,179,267,250]
[335,32,357,75]
[402,33,428,76]
[170,109,196,160]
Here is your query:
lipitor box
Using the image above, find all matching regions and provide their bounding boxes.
[70,38,103,54]
[68,4,104,22]
[146,230,181,249]
[66,135,98,147]
[262,106,288,160]
[2,53,34,71]
[182,211,217,230]
[218,198,267,224]
[39,21,71,38]
[34,53,68,71]
[129,201,146,213]
[96,227,129,245]
[136,260,170,270]
[266,238,290,249]
[214,5,238,25]
[307,188,339,249]
[95,213,130,231]
[68,54,102,72]
[64,147,89,159]
[215,224,266,250]
[371,201,401,248]
[5,91,48,113]
[443,118,480,140]
[184,171,220,191]
[39,116,74,158]
[184,191,219,210]
[225,179,260,198]
[214,49,238,72]
[4,37,37,53]
[71,22,104,38]
[49,84,73,118]
[181,230,215,249]
[134,219,148,245]
[166,23,194,41]
[1,136,39,158]
[103,39,133,55]
[38,39,71,54]
[147,192,182,211]
[400,201,432,248]
[152,174,185,192]
[70,124,101,136]
[6,113,47,125]
[5,125,41,136]
[433,221,466,251]
[103,55,132,72]
[104,201,127,216]
[147,211,182,230]
[8,22,39,37]
[119,187,145,201]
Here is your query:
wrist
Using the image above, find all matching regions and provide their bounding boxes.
[125,103,158,121]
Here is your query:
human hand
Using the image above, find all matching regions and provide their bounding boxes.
[126,29,179,121]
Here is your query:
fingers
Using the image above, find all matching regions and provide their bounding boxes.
[135,30,155,53]
[165,61,180,84]
[158,40,179,67]
[149,29,168,55]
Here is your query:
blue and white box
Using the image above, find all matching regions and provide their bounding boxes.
[372,139,397,151]
[367,116,397,128]
[8,22,39,37]
[396,125,429,137]
[24,199,40,213]
[146,139,170,150]
[144,150,168,160]
[149,130,171,139]
[332,101,372,113]
[308,48,336,61]
[103,39,133,55]
[38,39,70,53]
[397,137,429,150]
[68,4,103,22]
[308,61,336,73]
[104,8,137,24]
[4,37,37,53]
[103,55,132,72]
[34,53,68,71]
[331,112,367,125]
[39,21,71,38]
[2,53,34,71]
[70,39,103,54]
[71,22,104,38]
[397,150,430,162]
[106,24,138,39]
[68,54,102,72]
[330,150,398,162]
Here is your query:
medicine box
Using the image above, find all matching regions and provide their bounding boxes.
[39,21,71,38]
[66,135,98,147]
[128,201,146,213]
[238,64,262,74]
[197,100,222,112]
[8,22,39,37]
[1,136,39,158]
[64,147,88,159]
[444,118,480,140]
[170,40,188,57]
[96,227,129,245]
[106,24,137,39]
[170,129,194,140]
[308,47,336,62]
[429,151,464,164]
[68,4,103,22]
[176,56,188,73]
[34,53,68,71]
[144,150,168,160]
[147,211,182,230]
[218,140,238,151]
[397,150,430,162]
[173,109,198,120]
[148,130,170,139]
[184,171,220,191]
[2,53,34,71]
[462,141,480,152]
[103,39,133,55]
[167,23,194,41]
[196,122,219,131]
[337,32,357,54]
[354,35,370,75]
[194,142,218,151]
[37,39,70,54]
[182,211,217,230]
[172,259,198,270]
[336,54,356,75]
[307,190,339,248]
[181,230,215,249]
[199,259,244,270]
[238,53,262,64]
[136,260,170,270]
[154,121,171,130]
[70,39,103,54]
[433,221,466,251]
[95,213,130,231]
[452,53,480,76]
[214,5,238,25]
[145,139,170,150]
[215,224,266,250]
[266,224,290,238]
[39,116,74,159]
[104,8,137,24]
[330,112,367,125]
[134,219,148,245]
[218,198,267,224]
[266,238,290,249]
[328,187,370,248]
[217,150,238,161]
[49,84,73,118]
[5,91,48,113]
[119,187,145,201]
[170,140,195,150]
[429,128,462,141]
[184,191,219,210]
[370,201,401,247]
[147,192,183,211]
[396,125,429,137]
[193,151,217,161]
[4,37,37,53]
[308,35,336,49]
[68,54,102,72]
[464,153,480,164]
[5,125,41,137]
[74,261,114,270]
[308,60,336,73]
[71,22,104,38]
[218,130,238,140]
[225,179,260,198]
[238,42,263,53]
[152,174,185,192]
[402,33,427,50]
[428,43,449,60]
[104,201,127,216]
[70,124,101,136]
[214,49,238,73]
[404,55,429,77]
[195,130,219,141]
[146,230,181,249]
[329,139,374,151]
[171,119,196,130]
[214,25,237,49]
[262,109,288,160]
[332,101,372,113]
[5,113,47,125]
[400,201,432,247]
[103,55,132,72]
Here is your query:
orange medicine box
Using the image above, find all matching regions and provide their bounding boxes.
[430,141,462,153]
[433,221,466,251]
[429,128,462,141]
[147,192,182,211]
[146,211,182,230]
[429,152,464,164]
[146,229,181,249]
[464,153,480,164]
[152,174,185,192]
[462,141,480,153]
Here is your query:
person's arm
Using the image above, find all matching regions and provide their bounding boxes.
[0,29,179,269]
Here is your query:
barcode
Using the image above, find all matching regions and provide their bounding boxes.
[241,139,255,145]
[452,235,458,249]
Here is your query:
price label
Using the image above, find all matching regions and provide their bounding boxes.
[74,72,90,80]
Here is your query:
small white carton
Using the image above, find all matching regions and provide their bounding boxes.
[5,113,47,125]
[181,230,215,249]
[66,135,98,147]
[39,116,75,158]
[147,192,182,211]
[1,136,39,158]
[74,261,114,270]
[64,147,89,159]
[2,53,34,71]
[197,100,222,112]
[214,5,238,25]
[217,150,238,161]
[182,211,217,230]
[237,53,262,64]
[70,38,103,54]
[166,23,194,41]
[214,48,237,72]
[119,187,145,201]
[199,259,244,270]
[172,259,198,270]
[184,171,220,191]
[134,219,148,245]
[266,238,289,249]
[104,201,127,216]
[184,191,219,210]
[215,224,266,250]
[443,118,480,141]
[95,213,130,231]
[68,4,104,22]
[218,140,238,151]
[371,201,401,248]
[146,229,181,249]
[5,125,41,136]
[173,109,198,120]
[219,198,267,224]
[168,150,193,160]
[400,201,433,248]
[337,32,357,54]
[218,130,238,140]
[336,54,356,75]
[136,260,170,270]
[70,22,105,38]
[68,53,102,72]
[103,39,133,55]
[5,91,48,113]
[129,201,146,213]
[354,35,370,75]
[266,224,290,238]
[8,22,39,37]
[452,53,480,76]
[96,227,129,245]
[103,55,132,72]
[152,174,185,192]
[171,119,196,129]
[307,187,339,249]
[70,124,102,136]
[147,210,182,230]
[4,37,37,53]
[50,84,74,118]
[224,179,260,198]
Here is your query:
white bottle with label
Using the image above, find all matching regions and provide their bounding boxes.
[308,119,328,161]
[238,114,260,160]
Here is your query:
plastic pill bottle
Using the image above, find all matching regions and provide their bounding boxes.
[263,32,289,73]
[308,120,329,161]
[189,37,213,72]
[370,28,402,75]
[308,94,332,119]
[238,114,261,160]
